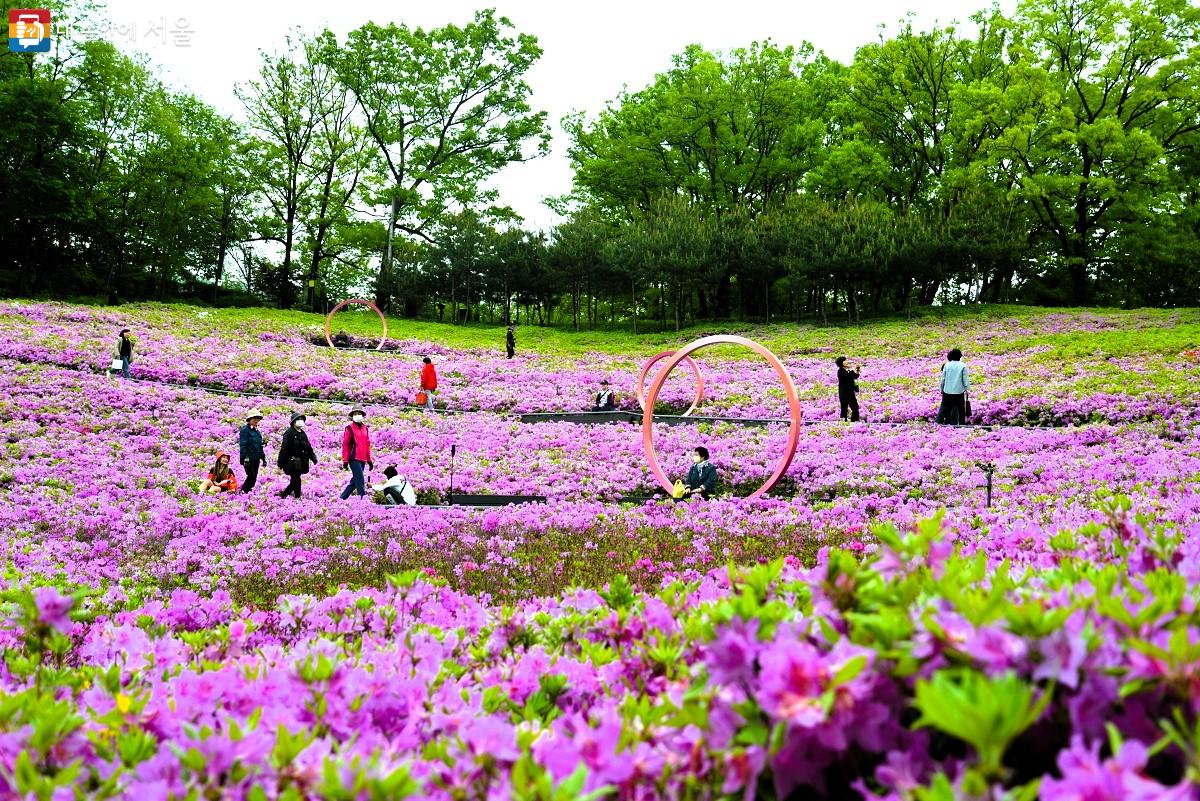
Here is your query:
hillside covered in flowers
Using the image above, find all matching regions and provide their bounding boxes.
[0,301,1198,800]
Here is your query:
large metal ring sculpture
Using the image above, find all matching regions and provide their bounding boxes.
[642,335,801,501]
[324,299,387,351]
[636,350,705,416]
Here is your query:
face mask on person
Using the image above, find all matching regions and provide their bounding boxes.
[352,414,364,424]
[294,420,305,430]
[693,453,703,464]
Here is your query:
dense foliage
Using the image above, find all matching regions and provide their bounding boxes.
[2,0,1197,318]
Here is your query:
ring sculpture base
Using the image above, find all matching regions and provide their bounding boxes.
[324,299,388,351]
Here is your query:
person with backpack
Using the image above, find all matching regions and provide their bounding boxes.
[238,409,266,493]
[373,466,417,506]
[836,357,861,422]
[590,380,616,412]
[340,408,373,500]
[277,413,318,498]
[419,356,438,410]
[937,348,970,425]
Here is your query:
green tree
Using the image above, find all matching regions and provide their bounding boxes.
[330,9,550,309]
[985,0,1200,303]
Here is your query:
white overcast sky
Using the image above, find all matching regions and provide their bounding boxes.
[94,0,1015,231]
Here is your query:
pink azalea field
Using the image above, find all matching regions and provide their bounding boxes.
[1,300,1199,800]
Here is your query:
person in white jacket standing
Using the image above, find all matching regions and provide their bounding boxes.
[937,348,969,425]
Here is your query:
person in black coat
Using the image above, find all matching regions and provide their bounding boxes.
[835,356,861,422]
[505,326,516,359]
[683,446,718,499]
[277,412,318,498]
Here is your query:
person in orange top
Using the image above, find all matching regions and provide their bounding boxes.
[419,356,438,410]
[199,452,239,494]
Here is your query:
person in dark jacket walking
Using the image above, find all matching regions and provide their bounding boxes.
[277,413,317,498]
[683,446,718,499]
[835,356,861,422]
[238,409,266,493]
[340,408,373,499]
[114,329,134,379]
[505,326,515,359]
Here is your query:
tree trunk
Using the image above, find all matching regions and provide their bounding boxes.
[377,195,400,310]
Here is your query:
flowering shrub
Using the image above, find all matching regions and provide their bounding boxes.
[0,301,1197,799]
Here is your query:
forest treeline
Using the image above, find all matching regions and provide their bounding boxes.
[2,0,1198,327]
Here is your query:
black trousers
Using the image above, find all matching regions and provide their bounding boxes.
[937,392,966,425]
[279,473,303,498]
[506,347,515,359]
[839,393,860,421]
[241,459,261,493]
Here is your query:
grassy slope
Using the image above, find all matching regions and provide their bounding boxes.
[129,302,1200,359]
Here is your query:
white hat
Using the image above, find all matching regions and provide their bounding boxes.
[245,409,264,421]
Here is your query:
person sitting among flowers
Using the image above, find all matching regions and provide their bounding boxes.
[199,452,239,494]
[682,446,717,499]
[590,379,616,412]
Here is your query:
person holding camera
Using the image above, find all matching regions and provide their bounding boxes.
[835,356,861,422]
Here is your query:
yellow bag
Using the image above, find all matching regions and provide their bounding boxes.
[671,480,687,499]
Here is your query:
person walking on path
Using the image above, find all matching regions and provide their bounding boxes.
[114,328,134,379]
[505,326,516,359]
[199,452,239,494]
[277,413,317,498]
[836,357,861,422]
[419,357,438,411]
[340,408,373,499]
[238,409,266,493]
[683,446,718,499]
[937,348,970,425]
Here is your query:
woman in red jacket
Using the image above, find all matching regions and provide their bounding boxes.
[420,356,438,410]
[200,452,239,494]
[340,408,373,500]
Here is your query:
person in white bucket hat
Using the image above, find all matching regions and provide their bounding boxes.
[238,409,266,493]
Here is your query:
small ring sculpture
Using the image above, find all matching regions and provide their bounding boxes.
[642,335,801,501]
[636,350,705,416]
[324,299,387,351]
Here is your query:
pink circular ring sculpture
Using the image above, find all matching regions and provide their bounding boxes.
[636,350,705,417]
[324,299,387,351]
[641,335,802,501]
